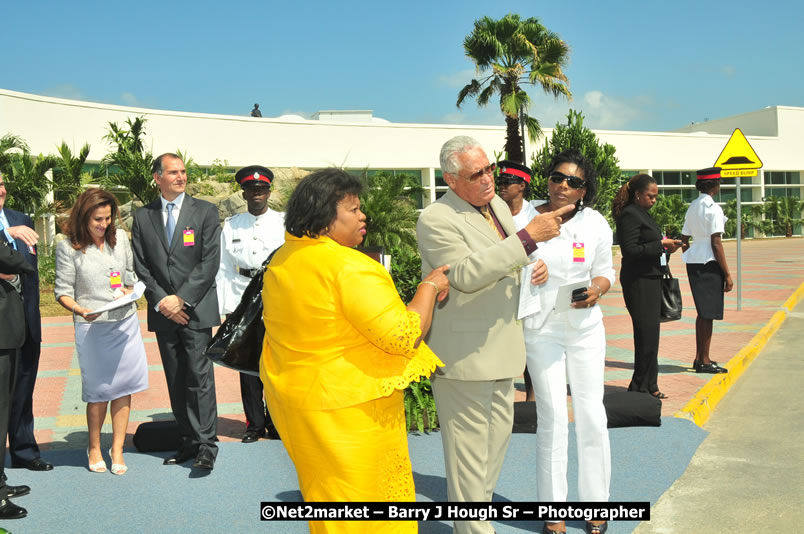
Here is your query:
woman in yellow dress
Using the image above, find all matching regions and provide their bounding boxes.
[260,168,449,533]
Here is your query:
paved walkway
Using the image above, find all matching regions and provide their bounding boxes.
[634,298,804,532]
[31,237,804,449]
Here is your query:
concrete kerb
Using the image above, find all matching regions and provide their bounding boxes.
[675,280,804,426]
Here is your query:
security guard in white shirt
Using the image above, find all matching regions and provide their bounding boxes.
[216,165,285,442]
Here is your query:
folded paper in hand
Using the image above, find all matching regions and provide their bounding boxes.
[518,263,542,320]
[88,281,145,315]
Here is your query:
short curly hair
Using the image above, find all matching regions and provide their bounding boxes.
[284,168,363,238]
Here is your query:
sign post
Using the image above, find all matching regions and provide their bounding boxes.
[713,128,762,311]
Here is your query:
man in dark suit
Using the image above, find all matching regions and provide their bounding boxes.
[131,153,222,470]
[0,179,37,518]
[0,172,52,472]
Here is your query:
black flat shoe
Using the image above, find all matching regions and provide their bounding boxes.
[163,449,195,465]
[241,429,265,443]
[0,499,27,519]
[696,362,728,374]
[541,521,566,533]
[7,485,30,499]
[11,458,53,471]
[586,521,608,534]
[651,391,668,399]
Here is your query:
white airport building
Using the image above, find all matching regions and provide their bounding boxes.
[1,88,802,234]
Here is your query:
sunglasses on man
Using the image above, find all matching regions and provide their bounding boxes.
[549,171,586,189]
[465,162,497,182]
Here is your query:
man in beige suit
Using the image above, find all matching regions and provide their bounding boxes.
[417,136,572,534]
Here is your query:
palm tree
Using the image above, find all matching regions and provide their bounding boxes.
[99,116,158,204]
[53,142,91,210]
[359,171,423,252]
[760,196,803,237]
[457,14,571,163]
[723,199,763,239]
[0,134,30,171]
[2,152,60,216]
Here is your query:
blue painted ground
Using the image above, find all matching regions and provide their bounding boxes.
[3,417,705,533]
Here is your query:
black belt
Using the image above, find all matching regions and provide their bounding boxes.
[238,267,262,278]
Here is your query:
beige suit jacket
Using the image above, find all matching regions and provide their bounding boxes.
[417,189,530,381]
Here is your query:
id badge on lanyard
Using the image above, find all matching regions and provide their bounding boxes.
[572,242,585,263]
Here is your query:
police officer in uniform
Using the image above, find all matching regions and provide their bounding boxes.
[216,165,285,442]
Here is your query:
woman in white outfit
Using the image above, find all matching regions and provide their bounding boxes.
[523,149,614,534]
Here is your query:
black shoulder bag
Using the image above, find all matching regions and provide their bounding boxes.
[204,248,279,376]
[660,265,683,323]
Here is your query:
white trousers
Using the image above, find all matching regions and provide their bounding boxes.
[525,313,611,503]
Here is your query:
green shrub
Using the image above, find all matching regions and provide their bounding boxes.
[37,246,56,288]
[404,377,438,433]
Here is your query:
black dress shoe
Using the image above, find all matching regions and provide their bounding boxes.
[11,458,53,471]
[192,450,215,470]
[7,485,30,499]
[163,449,196,465]
[0,499,27,519]
[241,429,265,443]
[696,362,728,374]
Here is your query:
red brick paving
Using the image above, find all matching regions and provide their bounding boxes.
[30,237,804,449]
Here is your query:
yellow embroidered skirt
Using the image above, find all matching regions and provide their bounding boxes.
[266,388,417,534]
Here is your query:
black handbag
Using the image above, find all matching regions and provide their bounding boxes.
[660,267,683,322]
[204,248,279,376]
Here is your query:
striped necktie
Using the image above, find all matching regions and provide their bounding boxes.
[480,205,504,240]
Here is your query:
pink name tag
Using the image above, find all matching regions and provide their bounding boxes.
[572,242,585,263]
[110,271,122,289]
[183,229,195,247]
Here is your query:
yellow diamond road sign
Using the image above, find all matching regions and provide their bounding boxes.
[714,128,763,170]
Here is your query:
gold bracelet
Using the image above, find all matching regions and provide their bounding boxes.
[418,280,440,292]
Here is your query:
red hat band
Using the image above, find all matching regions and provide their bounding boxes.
[500,167,531,183]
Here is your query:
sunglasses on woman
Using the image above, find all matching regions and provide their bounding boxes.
[549,171,586,189]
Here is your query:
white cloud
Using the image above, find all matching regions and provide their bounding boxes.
[565,90,653,130]
[41,84,86,101]
[435,90,654,131]
[120,92,142,106]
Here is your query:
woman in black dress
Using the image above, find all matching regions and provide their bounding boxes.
[612,174,682,398]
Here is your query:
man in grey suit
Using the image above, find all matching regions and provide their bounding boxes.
[131,153,222,470]
[417,136,572,534]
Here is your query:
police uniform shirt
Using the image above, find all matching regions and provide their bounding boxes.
[216,209,285,314]
[682,193,727,265]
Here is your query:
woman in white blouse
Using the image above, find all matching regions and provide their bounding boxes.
[55,188,149,475]
[523,149,614,534]
[681,167,732,374]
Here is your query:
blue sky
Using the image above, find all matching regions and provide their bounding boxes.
[4,0,803,132]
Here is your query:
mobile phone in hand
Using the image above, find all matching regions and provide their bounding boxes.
[571,287,588,302]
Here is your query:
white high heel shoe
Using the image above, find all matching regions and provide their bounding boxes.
[108,448,128,475]
[87,449,107,473]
